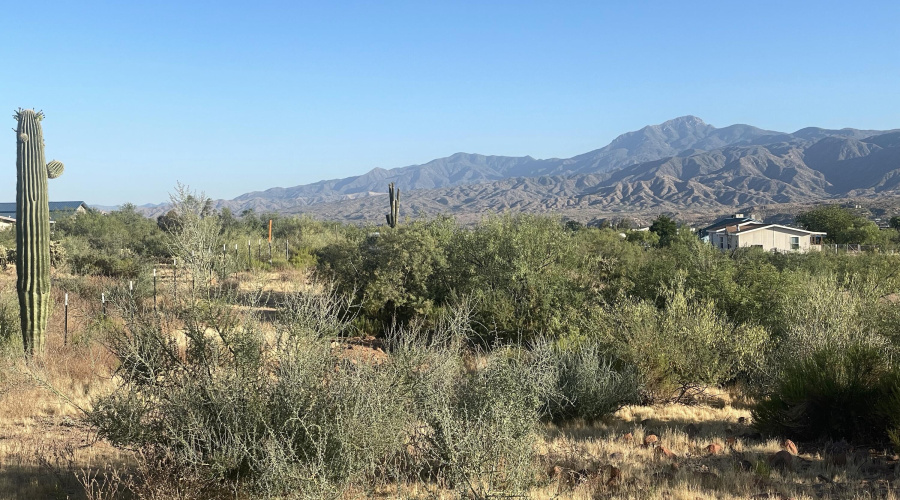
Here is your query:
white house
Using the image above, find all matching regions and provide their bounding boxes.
[707,220,825,253]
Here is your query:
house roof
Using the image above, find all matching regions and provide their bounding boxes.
[701,215,761,234]
[0,201,87,219]
[709,223,826,236]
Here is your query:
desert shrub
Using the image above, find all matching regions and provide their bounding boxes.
[388,311,552,497]
[90,288,557,497]
[545,341,641,423]
[753,343,900,442]
[445,214,602,342]
[602,277,769,400]
[90,287,417,497]
[68,253,143,278]
[316,218,457,327]
[760,273,896,387]
[0,286,18,348]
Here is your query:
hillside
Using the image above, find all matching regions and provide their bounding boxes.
[138,117,900,222]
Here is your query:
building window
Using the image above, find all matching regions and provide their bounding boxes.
[790,236,800,250]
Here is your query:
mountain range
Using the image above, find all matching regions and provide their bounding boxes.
[141,116,900,223]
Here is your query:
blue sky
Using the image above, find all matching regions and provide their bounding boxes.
[3,0,899,205]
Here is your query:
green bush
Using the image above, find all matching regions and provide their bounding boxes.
[753,343,900,442]
[602,278,769,400]
[545,342,641,423]
[0,286,19,348]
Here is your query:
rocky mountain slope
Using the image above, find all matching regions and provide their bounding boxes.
[140,116,900,222]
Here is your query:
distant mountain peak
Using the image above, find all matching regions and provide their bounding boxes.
[660,115,708,127]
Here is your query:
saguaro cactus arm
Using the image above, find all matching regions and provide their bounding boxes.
[47,160,64,179]
[14,108,63,356]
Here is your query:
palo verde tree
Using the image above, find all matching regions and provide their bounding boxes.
[14,109,65,356]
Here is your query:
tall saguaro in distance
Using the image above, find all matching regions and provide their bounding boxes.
[14,109,64,356]
[386,182,399,228]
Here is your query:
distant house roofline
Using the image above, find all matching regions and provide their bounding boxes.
[0,201,88,220]
[701,214,762,234]
[709,223,826,236]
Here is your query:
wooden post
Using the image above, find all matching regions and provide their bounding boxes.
[173,258,178,303]
[64,293,68,346]
[153,268,158,312]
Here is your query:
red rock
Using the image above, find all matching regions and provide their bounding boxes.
[622,432,633,443]
[706,443,723,455]
[655,445,677,459]
[643,433,659,446]
[781,439,798,455]
[725,436,737,446]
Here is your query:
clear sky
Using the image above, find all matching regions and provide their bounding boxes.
[3,0,899,206]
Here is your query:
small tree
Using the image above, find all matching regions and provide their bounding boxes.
[649,214,678,247]
[889,216,900,231]
[796,205,886,245]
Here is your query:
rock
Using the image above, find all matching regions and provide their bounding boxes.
[738,416,747,424]
[608,452,624,461]
[622,432,633,443]
[769,450,794,471]
[726,436,737,446]
[644,433,659,446]
[706,443,723,455]
[684,423,700,438]
[655,445,677,459]
[738,459,753,471]
[781,439,798,455]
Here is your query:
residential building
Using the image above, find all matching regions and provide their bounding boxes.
[706,219,825,253]
[0,201,88,222]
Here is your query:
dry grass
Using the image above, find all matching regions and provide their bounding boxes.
[0,268,131,500]
[532,390,899,500]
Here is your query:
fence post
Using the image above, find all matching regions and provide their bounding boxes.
[64,293,68,346]
[173,257,178,303]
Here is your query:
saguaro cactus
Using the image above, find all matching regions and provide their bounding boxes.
[386,182,399,228]
[14,109,64,356]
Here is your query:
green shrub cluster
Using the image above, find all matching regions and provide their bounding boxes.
[754,343,900,442]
